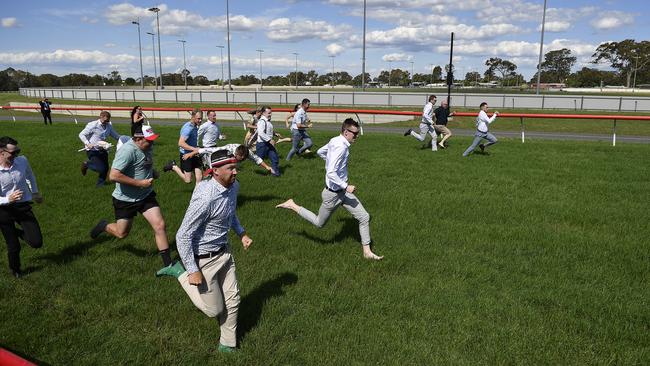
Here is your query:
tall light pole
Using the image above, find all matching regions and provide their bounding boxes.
[216,45,225,90]
[292,52,299,90]
[329,55,335,88]
[148,7,163,89]
[361,0,367,90]
[146,31,158,89]
[256,49,264,89]
[632,55,640,92]
[410,60,414,86]
[178,39,187,89]
[132,20,144,89]
[388,60,392,88]
[535,0,547,95]
[226,0,233,90]
[429,63,434,85]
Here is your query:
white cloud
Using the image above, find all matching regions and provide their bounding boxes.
[105,3,256,36]
[81,16,98,24]
[326,43,344,56]
[382,53,412,62]
[541,21,571,32]
[267,18,353,42]
[0,49,136,65]
[1,17,18,28]
[591,11,635,30]
[437,38,596,58]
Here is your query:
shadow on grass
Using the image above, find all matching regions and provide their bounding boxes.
[238,194,282,207]
[297,217,360,245]
[36,236,112,265]
[238,272,298,343]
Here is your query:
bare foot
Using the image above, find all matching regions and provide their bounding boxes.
[276,199,299,212]
[363,247,384,260]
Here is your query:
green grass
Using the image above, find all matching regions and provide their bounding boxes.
[0,121,649,365]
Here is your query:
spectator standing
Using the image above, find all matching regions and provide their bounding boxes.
[39,98,52,125]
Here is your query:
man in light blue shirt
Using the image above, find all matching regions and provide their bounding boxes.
[286,98,313,160]
[78,111,122,186]
[158,150,253,353]
[89,125,177,276]
[164,109,203,185]
[0,136,44,278]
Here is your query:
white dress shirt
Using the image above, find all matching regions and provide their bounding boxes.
[317,134,350,191]
[256,116,274,143]
[476,110,497,133]
[291,108,308,131]
[78,119,120,151]
[422,102,435,125]
[198,120,221,148]
[0,156,39,205]
[198,144,263,166]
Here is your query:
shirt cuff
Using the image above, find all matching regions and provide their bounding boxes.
[0,197,9,205]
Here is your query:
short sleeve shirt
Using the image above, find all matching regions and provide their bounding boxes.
[111,140,154,202]
[179,121,198,153]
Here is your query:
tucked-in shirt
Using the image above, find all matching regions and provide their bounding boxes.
[291,108,308,131]
[257,116,274,143]
[111,140,154,202]
[434,106,451,125]
[422,102,435,125]
[79,119,120,151]
[198,144,263,166]
[0,156,39,205]
[476,110,497,133]
[176,179,245,274]
[317,134,350,191]
[179,121,199,153]
[198,120,221,148]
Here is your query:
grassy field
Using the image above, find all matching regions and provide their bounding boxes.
[0,120,649,365]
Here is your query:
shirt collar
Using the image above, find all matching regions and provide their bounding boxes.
[337,134,351,147]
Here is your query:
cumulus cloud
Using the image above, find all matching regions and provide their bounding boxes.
[105,3,256,35]
[266,18,353,42]
[1,17,18,28]
[382,53,412,62]
[437,38,597,58]
[591,11,635,30]
[0,49,137,65]
[326,43,344,56]
[541,21,571,32]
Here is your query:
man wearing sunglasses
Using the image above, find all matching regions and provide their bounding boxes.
[0,136,44,278]
[276,119,383,260]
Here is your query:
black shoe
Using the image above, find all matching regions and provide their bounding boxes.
[90,219,108,239]
[479,144,485,152]
[403,129,412,136]
[163,160,176,172]
[81,161,88,176]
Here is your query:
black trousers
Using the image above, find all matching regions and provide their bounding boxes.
[86,149,109,186]
[41,111,52,125]
[0,202,43,272]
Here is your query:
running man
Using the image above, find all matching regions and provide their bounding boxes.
[79,111,122,187]
[89,125,176,276]
[403,95,438,151]
[164,109,203,185]
[433,100,455,149]
[462,102,499,156]
[286,98,313,160]
[256,106,281,177]
[182,143,276,175]
[198,110,224,148]
[276,118,383,260]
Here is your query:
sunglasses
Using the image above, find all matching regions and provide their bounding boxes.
[346,129,360,137]
[2,148,21,156]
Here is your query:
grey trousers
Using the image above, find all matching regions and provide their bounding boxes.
[409,123,438,151]
[298,188,371,245]
[178,249,240,347]
[463,131,498,156]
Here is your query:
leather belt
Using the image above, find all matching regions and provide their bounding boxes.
[195,246,225,259]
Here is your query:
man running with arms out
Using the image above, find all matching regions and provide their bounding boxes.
[183,143,275,175]
[198,110,224,148]
[462,102,499,157]
[0,136,44,278]
[79,111,122,187]
[403,95,438,151]
[164,109,203,185]
[157,150,253,353]
[433,100,455,149]
[286,98,313,160]
[89,125,176,276]
[276,118,383,260]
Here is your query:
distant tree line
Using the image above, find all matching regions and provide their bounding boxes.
[1,39,648,91]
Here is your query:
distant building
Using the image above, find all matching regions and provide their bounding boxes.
[530,83,566,90]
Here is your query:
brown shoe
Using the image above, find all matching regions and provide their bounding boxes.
[81,161,88,176]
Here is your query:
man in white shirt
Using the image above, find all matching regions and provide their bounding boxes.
[403,95,438,151]
[198,110,223,148]
[463,102,499,157]
[276,118,383,260]
[78,111,122,186]
[286,98,313,160]
[255,106,281,177]
[0,136,44,278]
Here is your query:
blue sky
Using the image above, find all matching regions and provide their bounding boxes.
[1,0,648,81]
